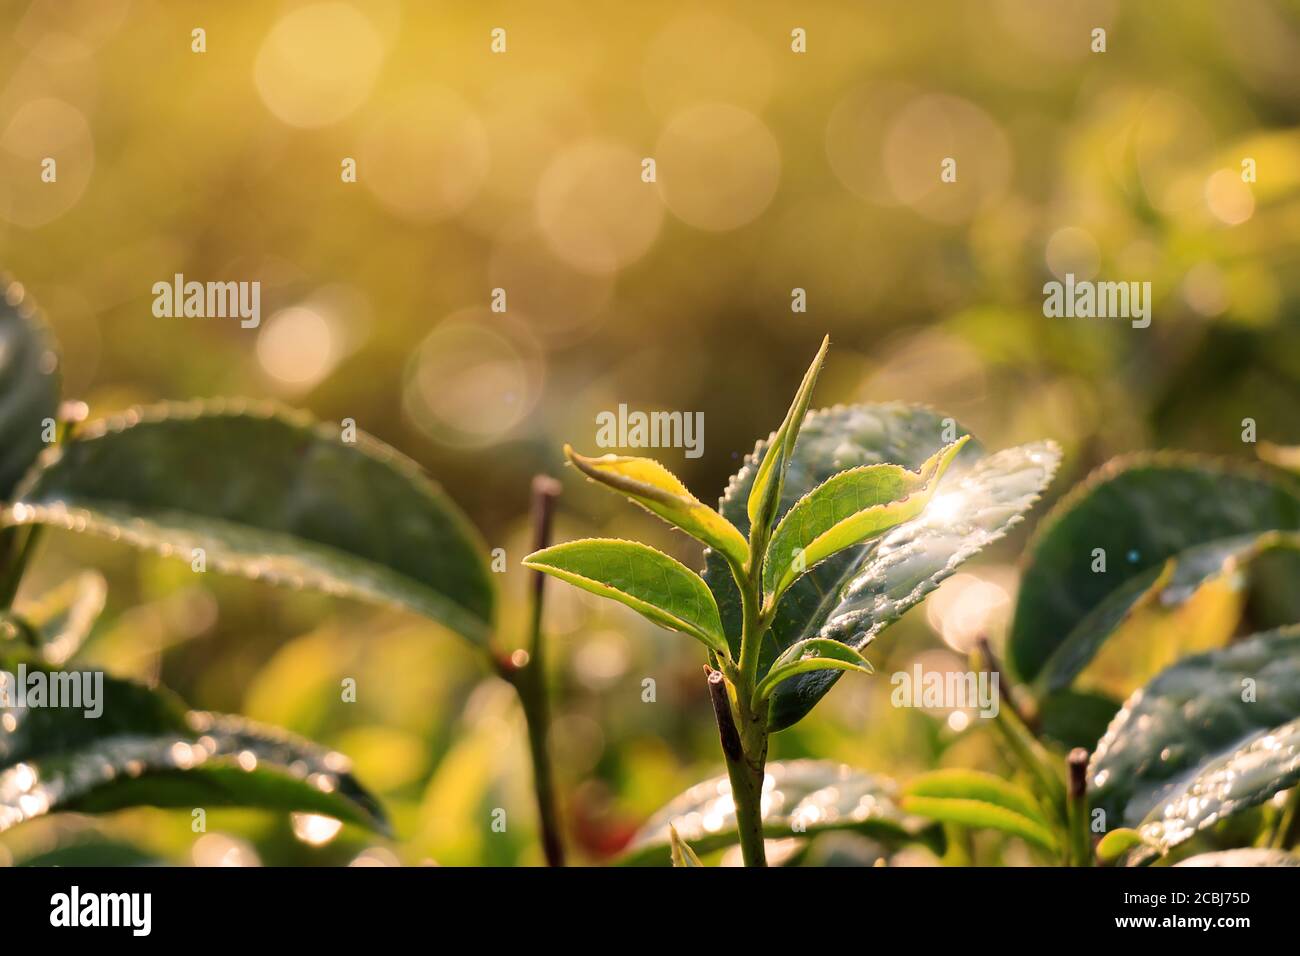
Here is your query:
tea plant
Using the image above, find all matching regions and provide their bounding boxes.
[0,280,567,863]
[526,337,1062,866]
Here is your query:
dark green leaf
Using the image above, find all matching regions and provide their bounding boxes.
[1036,532,1300,694]
[1009,456,1300,684]
[706,404,1059,731]
[0,657,386,833]
[621,759,931,866]
[1037,688,1121,752]
[0,280,60,500]
[1088,626,1300,853]
[6,403,495,645]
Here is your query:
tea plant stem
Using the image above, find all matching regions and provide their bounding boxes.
[1066,748,1092,866]
[713,559,770,867]
[505,475,566,867]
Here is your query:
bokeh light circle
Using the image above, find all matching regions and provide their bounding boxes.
[254,3,385,128]
[535,139,663,274]
[655,103,781,232]
[403,310,543,448]
[361,87,490,223]
[0,97,94,227]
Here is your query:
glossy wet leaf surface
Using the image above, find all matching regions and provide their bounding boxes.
[763,437,968,601]
[0,282,60,500]
[621,759,930,866]
[0,657,386,833]
[1088,626,1300,853]
[6,402,496,645]
[1009,456,1300,684]
[524,538,727,654]
[706,404,1059,731]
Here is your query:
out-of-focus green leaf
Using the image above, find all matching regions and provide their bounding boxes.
[1009,456,1300,684]
[1174,849,1300,867]
[763,436,968,601]
[1095,827,1144,864]
[0,657,387,833]
[565,445,747,570]
[4,570,107,665]
[705,404,1059,731]
[0,281,60,500]
[5,402,495,645]
[1088,626,1300,853]
[746,335,828,540]
[1036,532,1300,694]
[668,824,704,867]
[1036,688,1121,753]
[900,769,1058,854]
[621,759,933,866]
[752,638,872,709]
[524,538,727,654]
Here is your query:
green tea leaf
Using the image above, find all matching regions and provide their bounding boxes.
[901,769,1057,854]
[668,824,704,867]
[746,335,828,541]
[903,768,1050,826]
[899,796,1058,854]
[565,445,747,571]
[621,759,931,866]
[0,658,386,833]
[1088,626,1300,854]
[0,280,61,500]
[706,404,1059,731]
[752,638,872,709]
[523,538,727,655]
[1009,456,1300,684]
[5,402,496,645]
[1036,531,1300,694]
[1095,827,1144,864]
[763,436,968,600]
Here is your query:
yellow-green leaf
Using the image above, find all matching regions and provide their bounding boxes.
[901,768,1058,854]
[1096,827,1145,864]
[523,538,727,655]
[746,335,828,541]
[763,436,968,600]
[565,445,747,570]
[752,638,873,708]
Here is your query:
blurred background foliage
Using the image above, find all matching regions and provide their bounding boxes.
[1,0,1298,866]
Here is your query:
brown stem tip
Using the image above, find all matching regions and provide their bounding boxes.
[1067,747,1089,799]
[705,666,744,763]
